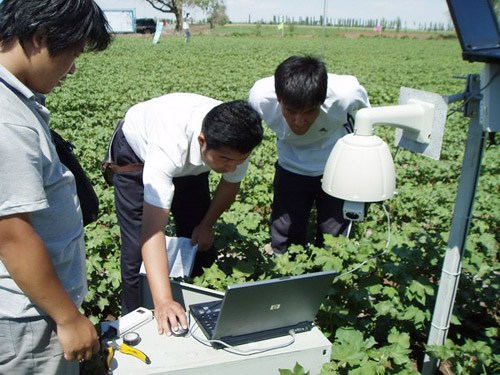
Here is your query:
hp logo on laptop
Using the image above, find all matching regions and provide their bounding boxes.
[270,304,281,310]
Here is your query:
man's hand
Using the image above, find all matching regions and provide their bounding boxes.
[154,299,188,335]
[56,312,100,361]
[141,203,189,336]
[0,214,98,362]
[190,179,240,252]
[191,223,214,252]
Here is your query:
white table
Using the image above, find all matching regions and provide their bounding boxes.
[106,279,332,374]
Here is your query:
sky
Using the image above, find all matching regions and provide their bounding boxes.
[95,0,451,28]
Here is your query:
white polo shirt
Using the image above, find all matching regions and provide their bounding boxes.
[249,74,370,176]
[122,93,249,209]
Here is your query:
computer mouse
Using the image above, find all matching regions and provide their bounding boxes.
[171,323,189,337]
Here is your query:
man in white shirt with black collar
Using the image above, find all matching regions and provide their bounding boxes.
[249,55,370,255]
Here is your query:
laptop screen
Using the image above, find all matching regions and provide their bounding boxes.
[447,0,500,50]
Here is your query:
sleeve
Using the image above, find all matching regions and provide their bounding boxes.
[142,143,180,209]
[248,77,282,129]
[0,123,48,216]
[324,75,371,129]
[347,79,370,112]
[334,75,370,112]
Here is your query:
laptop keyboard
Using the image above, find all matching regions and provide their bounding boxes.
[190,300,223,335]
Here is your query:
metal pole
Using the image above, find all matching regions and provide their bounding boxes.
[321,0,327,58]
[421,74,486,374]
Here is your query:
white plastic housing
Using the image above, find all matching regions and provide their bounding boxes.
[322,134,396,202]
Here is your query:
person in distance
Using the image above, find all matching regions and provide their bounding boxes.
[0,0,112,373]
[249,55,370,255]
[107,93,263,334]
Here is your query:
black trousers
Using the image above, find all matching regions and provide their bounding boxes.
[111,125,216,314]
[270,163,349,254]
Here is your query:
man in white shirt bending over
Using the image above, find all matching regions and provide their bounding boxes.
[249,55,370,255]
[108,94,263,335]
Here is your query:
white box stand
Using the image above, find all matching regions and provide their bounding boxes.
[106,274,332,374]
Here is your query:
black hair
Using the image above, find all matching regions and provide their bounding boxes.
[201,100,263,154]
[0,0,112,54]
[274,55,328,109]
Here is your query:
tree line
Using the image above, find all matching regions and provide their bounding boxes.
[259,16,454,32]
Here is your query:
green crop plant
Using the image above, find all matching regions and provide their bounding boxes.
[45,28,498,373]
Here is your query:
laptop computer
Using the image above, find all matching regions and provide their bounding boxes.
[189,270,337,348]
[446,0,500,63]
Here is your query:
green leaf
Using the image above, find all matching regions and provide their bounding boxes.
[348,360,381,375]
[279,363,309,375]
[97,296,108,312]
[388,328,411,348]
[331,328,376,366]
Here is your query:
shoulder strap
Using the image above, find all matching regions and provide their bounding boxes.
[0,77,50,129]
[1,77,99,225]
[0,76,22,96]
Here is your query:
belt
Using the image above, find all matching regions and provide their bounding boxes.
[107,163,144,173]
[102,120,144,185]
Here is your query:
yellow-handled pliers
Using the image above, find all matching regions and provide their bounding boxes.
[103,341,151,369]
[100,328,151,372]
